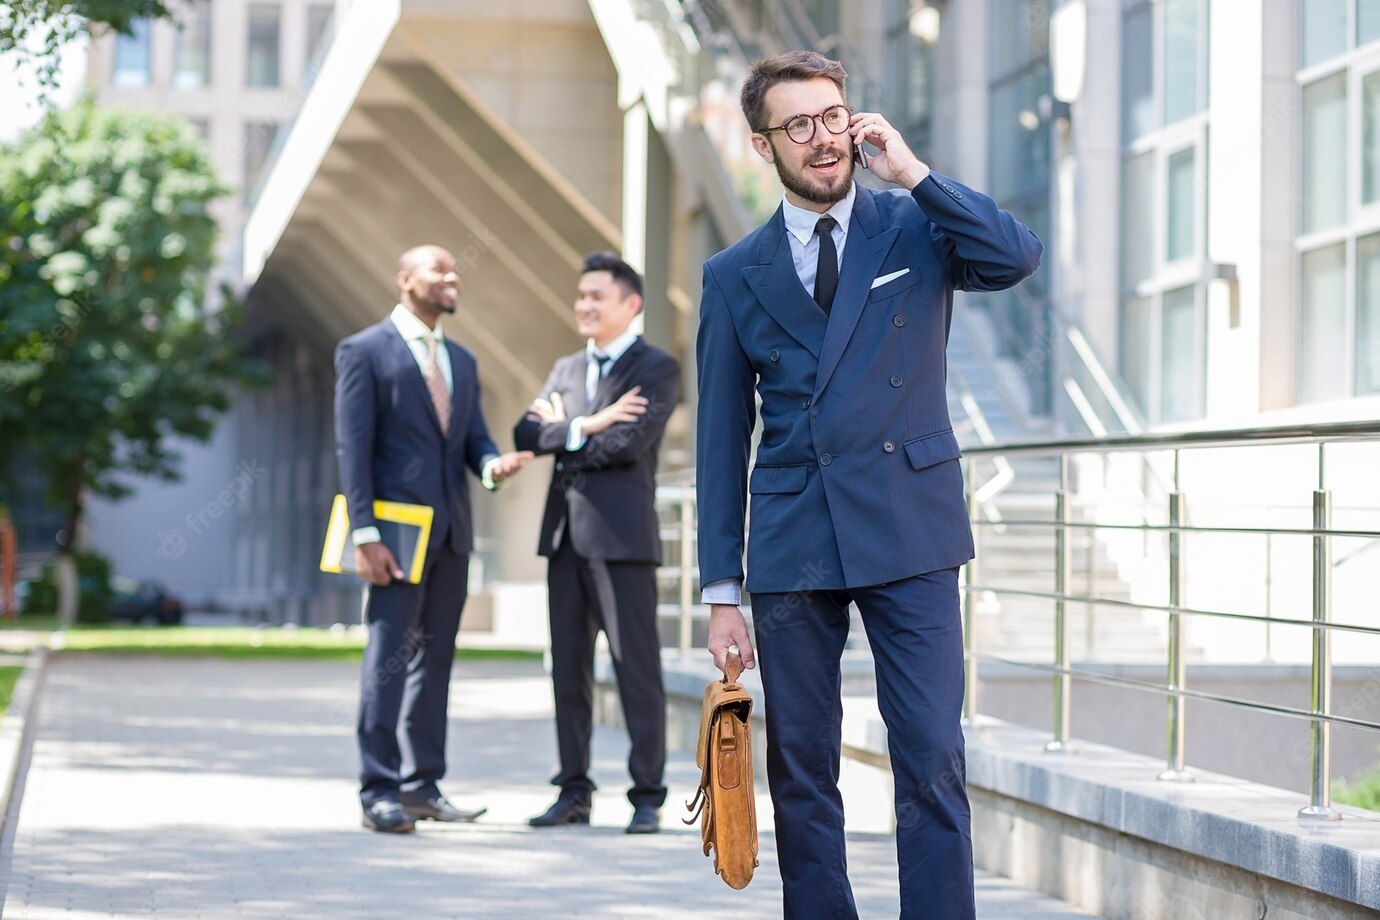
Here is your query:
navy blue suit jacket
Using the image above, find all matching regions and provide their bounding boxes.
[334,319,499,556]
[695,174,1042,593]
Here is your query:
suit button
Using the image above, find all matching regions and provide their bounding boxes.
[890,375,903,387]
[801,398,811,409]
[819,453,832,466]
[769,350,780,362]
[883,441,895,453]
[893,315,906,327]
[556,461,565,471]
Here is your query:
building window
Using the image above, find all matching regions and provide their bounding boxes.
[1302,73,1348,234]
[112,17,152,87]
[173,0,212,89]
[303,4,335,88]
[246,4,281,88]
[1296,0,1380,402]
[983,0,1053,416]
[1358,231,1380,393]
[1299,244,1348,402]
[1304,0,1352,67]
[243,121,280,202]
[1118,0,1209,424]
[884,0,935,161]
[186,117,211,142]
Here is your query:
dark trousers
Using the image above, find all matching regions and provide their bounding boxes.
[357,542,469,807]
[546,538,667,808]
[751,568,974,920]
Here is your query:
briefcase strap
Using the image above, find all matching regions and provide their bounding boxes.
[722,648,744,684]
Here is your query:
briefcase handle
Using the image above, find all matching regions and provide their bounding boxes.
[723,646,744,685]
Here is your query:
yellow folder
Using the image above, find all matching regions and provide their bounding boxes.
[320,494,434,585]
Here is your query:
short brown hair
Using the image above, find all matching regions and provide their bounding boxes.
[740,51,848,133]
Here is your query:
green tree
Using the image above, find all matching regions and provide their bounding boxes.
[2,1,172,92]
[0,101,266,624]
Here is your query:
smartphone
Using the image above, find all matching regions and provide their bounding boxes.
[853,141,869,171]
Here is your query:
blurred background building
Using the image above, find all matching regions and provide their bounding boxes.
[18,0,1377,634]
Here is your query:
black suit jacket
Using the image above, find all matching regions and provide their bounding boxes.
[514,338,680,563]
[334,319,500,555]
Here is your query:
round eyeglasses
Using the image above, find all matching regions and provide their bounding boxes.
[760,104,852,145]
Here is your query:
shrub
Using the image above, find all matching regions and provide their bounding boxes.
[22,551,114,624]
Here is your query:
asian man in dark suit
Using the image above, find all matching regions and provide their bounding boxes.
[695,53,1042,918]
[513,252,680,835]
[335,244,532,833]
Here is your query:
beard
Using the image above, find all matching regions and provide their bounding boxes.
[772,142,854,206]
[415,288,457,314]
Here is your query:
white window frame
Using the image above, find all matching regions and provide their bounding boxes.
[1293,3,1380,401]
[1120,0,1211,423]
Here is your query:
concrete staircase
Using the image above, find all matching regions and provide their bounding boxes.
[945,306,1166,664]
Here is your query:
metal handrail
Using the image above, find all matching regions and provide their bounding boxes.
[962,418,1380,456]
[961,421,1380,820]
[658,419,1380,821]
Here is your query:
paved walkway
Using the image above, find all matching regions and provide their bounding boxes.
[0,656,1099,918]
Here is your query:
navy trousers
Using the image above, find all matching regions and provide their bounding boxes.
[751,568,974,920]
[357,543,469,807]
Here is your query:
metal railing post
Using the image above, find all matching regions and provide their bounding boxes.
[678,494,694,657]
[963,456,980,726]
[1159,450,1193,782]
[1300,445,1341,819]
[1047,454,1073,752]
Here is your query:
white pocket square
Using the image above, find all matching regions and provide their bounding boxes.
[870,269,910,289]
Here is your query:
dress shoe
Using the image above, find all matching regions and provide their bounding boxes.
[361,799,415,833]
[626,804,660,834]
[528,792,591,827]
[401,793,487,823]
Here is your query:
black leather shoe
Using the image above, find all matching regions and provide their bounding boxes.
[626,805,660,834]
[401,793,487,823]
[528,792,591,827]
[361,799,416,833]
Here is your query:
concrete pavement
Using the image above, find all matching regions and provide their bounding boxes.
[0,655,1099,918]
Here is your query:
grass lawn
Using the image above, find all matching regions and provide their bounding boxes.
[0,665,23,714]
[0,616,60,631]
[57,627,541,662]
[1336,769,1380,812]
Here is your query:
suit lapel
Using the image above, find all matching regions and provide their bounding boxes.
[387,323,445,435]
[815,186,899,398]
[592,339,644,409]
[742,210,827,360]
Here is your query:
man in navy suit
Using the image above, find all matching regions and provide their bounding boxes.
[696,53,1042,918]
[335,244,532,833]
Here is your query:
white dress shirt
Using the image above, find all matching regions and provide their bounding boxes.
[564,328,641,451]
[701,186,857,607]
[351,304,501,547]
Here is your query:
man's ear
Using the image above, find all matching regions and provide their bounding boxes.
[751,133,775,165]
[395,271,410,295]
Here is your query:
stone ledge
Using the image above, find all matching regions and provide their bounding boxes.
[964,717,1380,912]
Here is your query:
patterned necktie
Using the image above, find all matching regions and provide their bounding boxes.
[814,215,839,315]
[424,336,451,436]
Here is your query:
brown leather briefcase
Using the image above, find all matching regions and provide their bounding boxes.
[685,649,759,889]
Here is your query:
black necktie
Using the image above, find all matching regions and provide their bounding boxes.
[814,216,839,315]
[587,352,611,401]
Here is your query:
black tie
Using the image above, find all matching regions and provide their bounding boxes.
[814,216,839,315]
[588,352,611,401]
